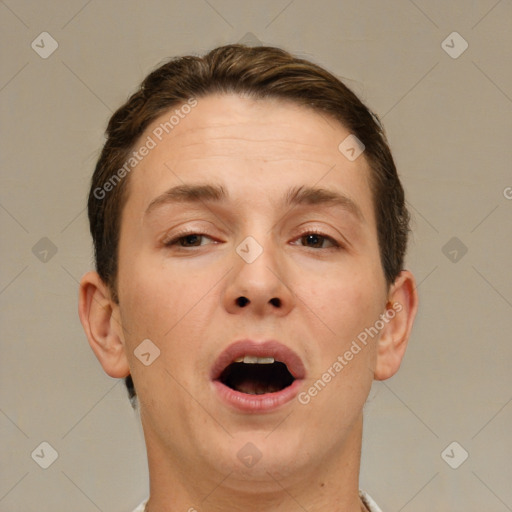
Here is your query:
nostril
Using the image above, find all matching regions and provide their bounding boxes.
[235,297,281,307]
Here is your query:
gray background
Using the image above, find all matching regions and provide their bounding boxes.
[1,1,511,511]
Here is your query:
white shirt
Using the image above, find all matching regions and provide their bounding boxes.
[132,490,383,511]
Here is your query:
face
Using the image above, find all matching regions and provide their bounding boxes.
[114,94,390,488]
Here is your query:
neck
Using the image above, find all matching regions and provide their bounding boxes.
[142,416,365,512]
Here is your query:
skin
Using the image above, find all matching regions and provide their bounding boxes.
[79,93,418,512]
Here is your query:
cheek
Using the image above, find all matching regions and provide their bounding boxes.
[296,264,386,396]
[298,265,384,334]
[118,255,221,353]
[117,255,182,347]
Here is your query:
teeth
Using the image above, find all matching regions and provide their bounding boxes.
[233,356,275,364]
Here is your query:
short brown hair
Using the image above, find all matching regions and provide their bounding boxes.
[87,44,410,406]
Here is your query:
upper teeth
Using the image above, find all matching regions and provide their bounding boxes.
[234,356,275,364]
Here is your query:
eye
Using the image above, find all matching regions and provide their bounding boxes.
[293,230,340,249]
[163,230,340,250]
[163,232,216,248]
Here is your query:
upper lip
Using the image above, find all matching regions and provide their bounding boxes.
[210,339,306,381]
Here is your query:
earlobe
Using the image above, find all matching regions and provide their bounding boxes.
[78,271,130,378]
[374,270,419,381]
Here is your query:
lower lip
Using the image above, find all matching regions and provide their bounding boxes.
[212,379,303,413]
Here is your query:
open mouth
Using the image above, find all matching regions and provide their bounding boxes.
[219,356,295,395]
[211,340,306,411]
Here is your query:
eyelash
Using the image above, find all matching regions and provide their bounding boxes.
[292,228,340,250]
[163,228,341,250]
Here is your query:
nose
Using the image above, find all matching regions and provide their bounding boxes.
[222,236,295,318]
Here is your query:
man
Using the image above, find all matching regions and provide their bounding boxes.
[79,44,418,512]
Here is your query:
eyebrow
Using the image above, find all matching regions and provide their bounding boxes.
[144,183,364,222]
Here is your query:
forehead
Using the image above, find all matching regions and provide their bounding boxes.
[123,93,374,223]
[150,94,344,159]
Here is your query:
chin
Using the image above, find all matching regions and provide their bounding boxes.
[204,430,312,486]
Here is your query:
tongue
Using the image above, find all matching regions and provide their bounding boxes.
[235,380,283,395]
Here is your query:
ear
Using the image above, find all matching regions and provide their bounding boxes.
[78,271,130,378]
[374,270,419,381]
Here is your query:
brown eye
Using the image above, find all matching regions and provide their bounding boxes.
[298,232,338,249]
[177,234,203,247]
[164,233,214,248]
